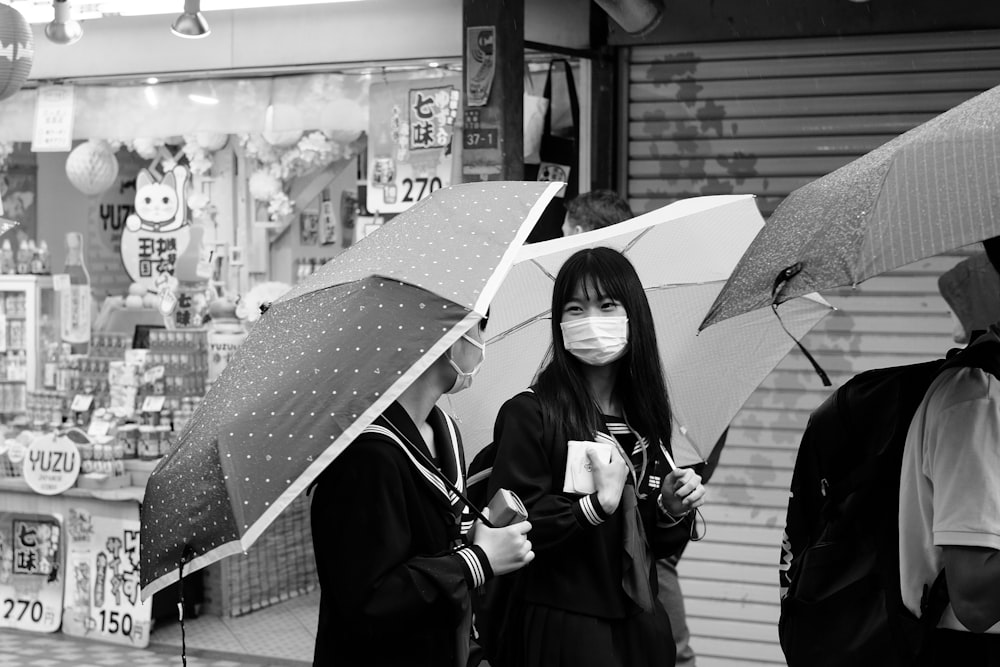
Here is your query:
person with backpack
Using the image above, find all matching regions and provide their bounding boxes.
[778,238,1000,666]
[309,315,535,667]
[898,238,1000,663]
[484,247,706,667]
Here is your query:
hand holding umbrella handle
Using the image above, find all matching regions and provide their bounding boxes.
[473,513,535,576]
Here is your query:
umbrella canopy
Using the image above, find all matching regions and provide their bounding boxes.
[140,181,562,599]
[444,195,833,464]
[701,83,1000,330]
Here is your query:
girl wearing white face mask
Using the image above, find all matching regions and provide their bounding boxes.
[310,314,535,667]
[485,247,706,667]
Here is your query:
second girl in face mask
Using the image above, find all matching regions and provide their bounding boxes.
[485,246,706,667]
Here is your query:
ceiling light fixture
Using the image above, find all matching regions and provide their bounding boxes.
[188,93,219,105]
[45,0,83,46]
[12,0,365,22]
[171,0,211,39]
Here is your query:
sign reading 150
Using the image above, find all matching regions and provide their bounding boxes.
[96,609,135,636]
[401,177,443,203]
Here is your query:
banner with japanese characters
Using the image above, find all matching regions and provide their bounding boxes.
[62,508,152,648]
[87,151,144,298]
[0,512,63,633]
[367,76,460,214]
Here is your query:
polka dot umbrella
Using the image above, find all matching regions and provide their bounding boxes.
[140,181,563,600]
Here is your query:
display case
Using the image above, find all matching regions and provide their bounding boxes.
[0,275,58,415]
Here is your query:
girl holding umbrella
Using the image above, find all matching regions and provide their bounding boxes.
[310,315,535,667]
[486,247,706,667]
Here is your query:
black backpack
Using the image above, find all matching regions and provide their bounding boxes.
[778,331,1000,666]
[464,390,541,666]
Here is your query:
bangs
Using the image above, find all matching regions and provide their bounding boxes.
[551,247,648,320]
[557,254,631,307]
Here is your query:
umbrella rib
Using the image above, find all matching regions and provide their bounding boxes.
[621,226,654,254]
[530,258,557,281]
[489,313,552,344]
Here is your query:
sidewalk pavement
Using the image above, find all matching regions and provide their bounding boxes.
[0,589,316,667]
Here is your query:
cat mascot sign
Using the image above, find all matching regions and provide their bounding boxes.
[120,165,192,292]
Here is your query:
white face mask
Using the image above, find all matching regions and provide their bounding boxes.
[560,316,629,366]
[446,333,486,394]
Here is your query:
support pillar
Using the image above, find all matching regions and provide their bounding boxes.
[460,0,525,183]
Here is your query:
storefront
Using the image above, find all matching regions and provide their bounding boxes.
[0,0,592,647]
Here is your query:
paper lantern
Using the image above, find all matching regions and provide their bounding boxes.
[248,170,281,201]
[0,5,34,102]
[132,137,162,160]
[194,132,229,152]
[66,140,120,196]
[262,103,303,148]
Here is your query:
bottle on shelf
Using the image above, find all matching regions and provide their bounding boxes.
[38,240,51,274]
[0,239,14,275]
[60,232,92,355]
[42,341,58,390]
[31,240,48,274]
[15,233,31,275]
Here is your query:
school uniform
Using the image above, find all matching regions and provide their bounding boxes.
[487,390,690,667]
[310,401,491,667]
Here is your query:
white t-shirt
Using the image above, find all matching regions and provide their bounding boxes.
[899,366,1000,633]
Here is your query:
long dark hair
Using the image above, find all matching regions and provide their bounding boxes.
[534,247,673,451]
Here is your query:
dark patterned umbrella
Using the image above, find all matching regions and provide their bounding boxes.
[701,83,1000,330]
[140,181,561,599]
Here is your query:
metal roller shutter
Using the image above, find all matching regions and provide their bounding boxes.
[626,30,1000,666]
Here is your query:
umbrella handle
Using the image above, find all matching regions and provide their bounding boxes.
[661,446,677,471]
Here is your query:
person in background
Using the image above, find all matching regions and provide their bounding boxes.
[898,237,1000,664]
[562,188,704,667]
[487,247,705,667]
[309,315,534,667]
[562,189,634,237]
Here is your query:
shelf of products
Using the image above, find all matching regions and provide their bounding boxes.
[0,275,58,416]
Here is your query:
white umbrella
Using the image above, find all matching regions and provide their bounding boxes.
[445,194,833,466]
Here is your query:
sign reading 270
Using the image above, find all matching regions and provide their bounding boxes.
[3,598,45,624]
[0,513,63,633]
[399,177,444,203]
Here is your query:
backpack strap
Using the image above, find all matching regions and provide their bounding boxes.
[940,328,1000,379]
[467,388,536,490]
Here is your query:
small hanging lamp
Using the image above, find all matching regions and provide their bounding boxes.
[171,0,211,39]
[45,0,83,46]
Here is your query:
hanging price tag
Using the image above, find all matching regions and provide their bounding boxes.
[124,349,148,366]
[142,365,165,384]
[31,85,76,153]
[87,419,112,438]
[141,395,165,413]
[52,274,71,292]
[70,394,94,412]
